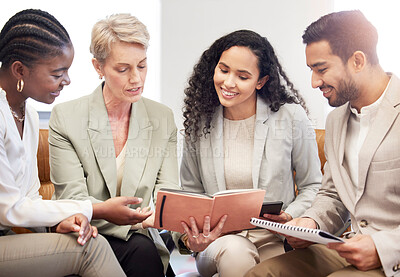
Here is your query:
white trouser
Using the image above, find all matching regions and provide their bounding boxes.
[0,232,125,277]
[195,229,284,277]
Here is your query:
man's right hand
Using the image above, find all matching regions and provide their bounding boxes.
[285,217,318,249]
[93,196,152,225]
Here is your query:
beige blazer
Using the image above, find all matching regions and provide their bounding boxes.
[181,96,322,218]
[49,84,180,270]
[304,74,400,276]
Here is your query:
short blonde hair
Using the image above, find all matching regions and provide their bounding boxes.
[90,13,150,63]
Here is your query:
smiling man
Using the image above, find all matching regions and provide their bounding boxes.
[246,10,400,277]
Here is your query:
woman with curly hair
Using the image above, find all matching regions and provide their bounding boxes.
[180,30,322,277]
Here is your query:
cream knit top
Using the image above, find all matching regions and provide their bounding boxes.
[223,114,256,190]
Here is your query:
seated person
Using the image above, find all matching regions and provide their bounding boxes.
[246,10,399,277]
[180,29,322,277]
[0,9,129,276]
[49,13,180,277]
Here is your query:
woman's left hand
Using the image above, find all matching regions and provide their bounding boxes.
[55,213,98,246]
[261,210,292,224]
[181,215,228,252]
[140,207,155,229]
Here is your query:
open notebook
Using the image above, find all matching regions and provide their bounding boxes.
[250,218,344,244]
[154,188,265,233]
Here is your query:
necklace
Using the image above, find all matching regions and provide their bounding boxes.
[9,105,25,122]
[0,86,26,122]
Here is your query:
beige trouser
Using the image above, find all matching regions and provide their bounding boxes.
[0,232,126,277]
[245,244,385,277]
[195,229,285,277]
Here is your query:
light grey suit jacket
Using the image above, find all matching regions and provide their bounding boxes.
[304,74,400,276]
[49,84,180,270]
[181,96,322,218]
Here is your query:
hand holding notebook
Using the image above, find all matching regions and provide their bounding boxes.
[154,188,265,233]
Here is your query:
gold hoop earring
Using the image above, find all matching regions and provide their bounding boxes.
[17,79,24,93]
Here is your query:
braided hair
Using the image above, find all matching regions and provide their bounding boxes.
[183,30,308,144]
[0,9,71,68]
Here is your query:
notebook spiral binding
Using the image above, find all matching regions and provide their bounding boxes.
[250,218,319,234]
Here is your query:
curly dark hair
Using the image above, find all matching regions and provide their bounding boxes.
[183,29,307,143]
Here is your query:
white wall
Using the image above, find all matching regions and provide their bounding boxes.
[2,1,335,130]
[335,0,400,76]
[160,0,335,133]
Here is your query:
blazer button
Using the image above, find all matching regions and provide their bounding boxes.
[359,220,368,228]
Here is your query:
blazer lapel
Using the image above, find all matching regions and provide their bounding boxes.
[87,84,118,197]
[336,106,350,168]
[210,106,227,192]
[332,105,357,210]
[357,75,400,201]
[120,99,153,198]
[252,97,269,188]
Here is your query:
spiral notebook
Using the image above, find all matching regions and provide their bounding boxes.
[250,218,344,244]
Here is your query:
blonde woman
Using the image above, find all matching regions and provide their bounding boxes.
[49,14,180,276]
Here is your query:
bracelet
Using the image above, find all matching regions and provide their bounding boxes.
[47,225,58,233]
[178,233,194,255]
[181,233,190,250]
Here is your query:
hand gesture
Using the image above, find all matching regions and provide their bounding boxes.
[139,207,155,229]
[327,234,381,271]
[56,213,97,246]
[93,196,152,225]
[181,215,228,252]
[284,217,317,249]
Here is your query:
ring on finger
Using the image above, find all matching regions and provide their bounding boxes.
[192,234,199,239]
[202,234,210,238]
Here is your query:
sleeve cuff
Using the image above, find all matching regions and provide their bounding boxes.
[84,200,93,222]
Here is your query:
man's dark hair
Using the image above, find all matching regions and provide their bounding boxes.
[302,10,379,65]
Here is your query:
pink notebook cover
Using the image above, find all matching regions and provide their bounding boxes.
[154,188,266,233]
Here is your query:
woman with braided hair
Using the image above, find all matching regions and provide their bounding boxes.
[0,9,150,276]
[180,30,322,277]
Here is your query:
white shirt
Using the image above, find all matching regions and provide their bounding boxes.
[0,89,92,230]
[344,78,390,190]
